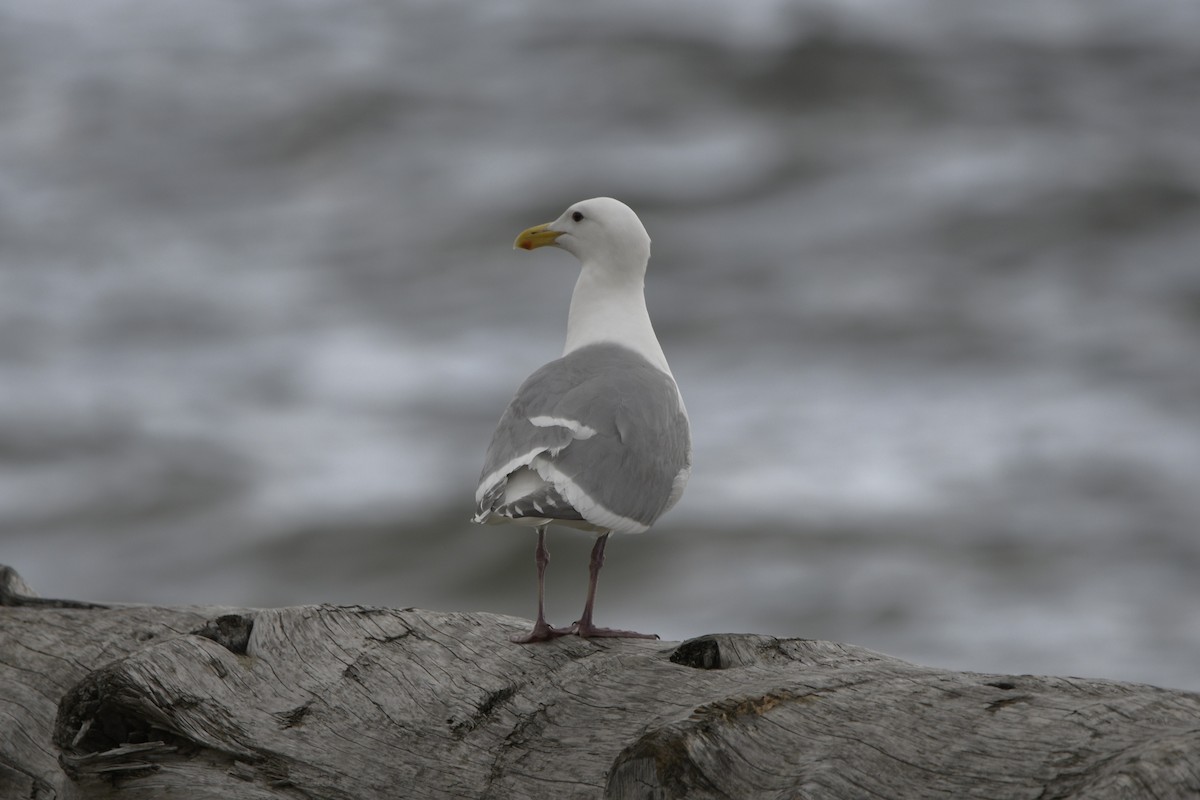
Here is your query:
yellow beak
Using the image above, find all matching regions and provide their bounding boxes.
[513,222,562,251]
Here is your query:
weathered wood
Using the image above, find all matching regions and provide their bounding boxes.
[2,564,1198,799]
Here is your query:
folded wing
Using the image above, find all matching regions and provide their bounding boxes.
[474,343,691,534]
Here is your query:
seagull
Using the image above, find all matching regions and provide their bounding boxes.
[473,197,691,643]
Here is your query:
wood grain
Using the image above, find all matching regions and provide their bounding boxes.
[2,565,1197,799]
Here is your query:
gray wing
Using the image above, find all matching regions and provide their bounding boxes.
[474,343,691,533]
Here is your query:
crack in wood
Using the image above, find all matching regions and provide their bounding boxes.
[987,695,1034,713]
[450,684,520,739]
[193,613,256,655]
[274,703,312,730]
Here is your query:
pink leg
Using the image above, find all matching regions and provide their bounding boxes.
[511,527,573,643]
[573,533,659,640]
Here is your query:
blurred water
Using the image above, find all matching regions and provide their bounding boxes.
[2,0,1199,690]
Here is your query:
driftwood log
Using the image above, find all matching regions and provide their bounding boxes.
[2,565,1198,799]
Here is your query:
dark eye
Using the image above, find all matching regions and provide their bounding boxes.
[571,211,584,222]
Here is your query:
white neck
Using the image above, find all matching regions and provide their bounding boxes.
[562,258,672,376]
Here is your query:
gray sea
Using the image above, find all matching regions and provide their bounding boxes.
[3,0,1199,691]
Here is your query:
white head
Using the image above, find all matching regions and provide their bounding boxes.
[514,197,651,276]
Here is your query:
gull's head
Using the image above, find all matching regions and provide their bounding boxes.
[514,197,651,272]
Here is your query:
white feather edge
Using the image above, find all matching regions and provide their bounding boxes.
[474,446,544,506]
[473,415,598,508]
[473,445,650,534]
[530,457,650,534]
[665,462,691,513]
[528,415,597,440]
